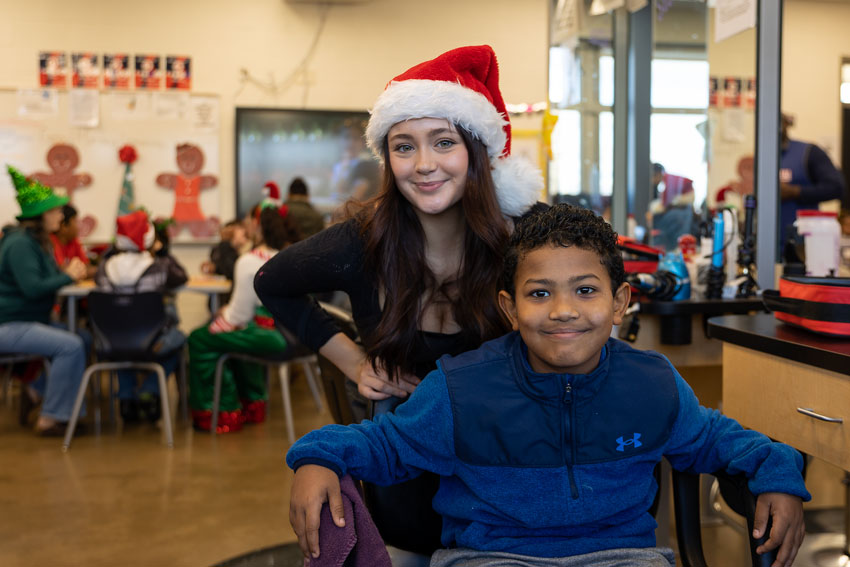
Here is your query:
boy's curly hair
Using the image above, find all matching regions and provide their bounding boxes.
[502,204,625,296]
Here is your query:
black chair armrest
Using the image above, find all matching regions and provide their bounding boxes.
[671,469,775,567]
[672,469,708,567]
[714,471,774,567]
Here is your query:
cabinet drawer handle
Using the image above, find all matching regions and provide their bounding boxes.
[797,407,844,423]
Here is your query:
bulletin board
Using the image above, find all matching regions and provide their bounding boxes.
[0,88,220,242]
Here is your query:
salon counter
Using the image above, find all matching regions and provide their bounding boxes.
[707,314,850,470]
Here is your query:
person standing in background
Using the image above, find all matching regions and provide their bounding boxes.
[330,120,382,207]
[779,113,845,246]
[285,177,325,238]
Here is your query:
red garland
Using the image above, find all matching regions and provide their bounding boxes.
[118,144,138,164]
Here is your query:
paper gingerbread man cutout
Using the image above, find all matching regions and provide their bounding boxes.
[156,143,220,238]
[30,143,97,237]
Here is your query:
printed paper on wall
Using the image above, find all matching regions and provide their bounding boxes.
[135,55,162,89]
[166,56,191,90]
[72,53,100,88]
[104,54,131,89]
[39,52,68,88]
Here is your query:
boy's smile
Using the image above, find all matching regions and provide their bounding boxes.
[499,244,630,375]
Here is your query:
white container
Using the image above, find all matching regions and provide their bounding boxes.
[795,211,841,277]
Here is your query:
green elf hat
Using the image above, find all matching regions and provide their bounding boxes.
[7,165,69,220]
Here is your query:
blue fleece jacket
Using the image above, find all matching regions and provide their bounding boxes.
[287,333,809,557]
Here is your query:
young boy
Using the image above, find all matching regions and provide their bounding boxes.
[287,204,808,566]
[95,210,187,423]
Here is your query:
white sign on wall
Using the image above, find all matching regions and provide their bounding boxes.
[715,0,756,43]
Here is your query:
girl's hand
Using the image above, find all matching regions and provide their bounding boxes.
[355,358,420,400]
[290,465,345,559]
[63,257,87,281]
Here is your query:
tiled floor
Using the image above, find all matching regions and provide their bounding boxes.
[0,370,845,566]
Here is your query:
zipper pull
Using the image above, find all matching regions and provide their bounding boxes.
[564,383,572,404]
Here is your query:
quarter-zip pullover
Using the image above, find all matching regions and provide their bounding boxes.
[287,332,809,558]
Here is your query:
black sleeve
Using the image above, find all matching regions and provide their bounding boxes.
[162,256,189,290]
[801,144,846,204]
[254,219,365,352]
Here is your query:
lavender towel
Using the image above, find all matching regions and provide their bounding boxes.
[307,475,392,567]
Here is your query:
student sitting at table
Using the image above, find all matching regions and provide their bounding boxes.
[95,210,187,424]
[0,166,89,436]
[188,199,301,433]
[201,219,250,281]
[50,203,97,279]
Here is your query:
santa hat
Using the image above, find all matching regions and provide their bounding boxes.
[364,45,541,217]
[115,210,155,252]
[262,181,281,204]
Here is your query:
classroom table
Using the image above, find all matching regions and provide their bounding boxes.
[57,277,232,333]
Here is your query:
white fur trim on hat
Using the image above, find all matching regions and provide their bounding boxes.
[366,79,508,160]
[115,222,155,252]
[491,154,543,217]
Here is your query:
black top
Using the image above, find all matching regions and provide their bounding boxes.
[707,313,850,376]
[254,218,476,380]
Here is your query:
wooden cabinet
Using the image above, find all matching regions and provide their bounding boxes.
[722,343,850,471]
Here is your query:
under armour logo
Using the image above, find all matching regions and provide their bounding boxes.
[616,433,642,452]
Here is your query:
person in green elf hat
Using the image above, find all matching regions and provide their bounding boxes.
[0,165,89,436]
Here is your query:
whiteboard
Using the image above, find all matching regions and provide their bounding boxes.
[0,89,220,242]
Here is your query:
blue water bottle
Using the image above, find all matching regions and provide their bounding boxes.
[657,251,691,301]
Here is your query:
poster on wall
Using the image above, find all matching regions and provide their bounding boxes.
[72,53,100,88]
[165,56,191,90]
[134,55,162,89]
[744,78,756,110]
[723,77,742,108]
[39,52,68,87]
[104,54,131,89]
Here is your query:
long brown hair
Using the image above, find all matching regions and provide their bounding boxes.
[18,216,52,254]
[358,126,511,380]
[259,206,302,250]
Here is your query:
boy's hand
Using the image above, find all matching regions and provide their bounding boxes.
[753,492,805,567]
[290,465,345,559]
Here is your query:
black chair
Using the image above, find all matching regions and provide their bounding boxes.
[673,469,775,567]
[210,322,323,444]
[63,291,175,450]
[315,301,361,426]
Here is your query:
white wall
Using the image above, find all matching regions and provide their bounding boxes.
[783,0,850,162]
[0,0,549,226]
